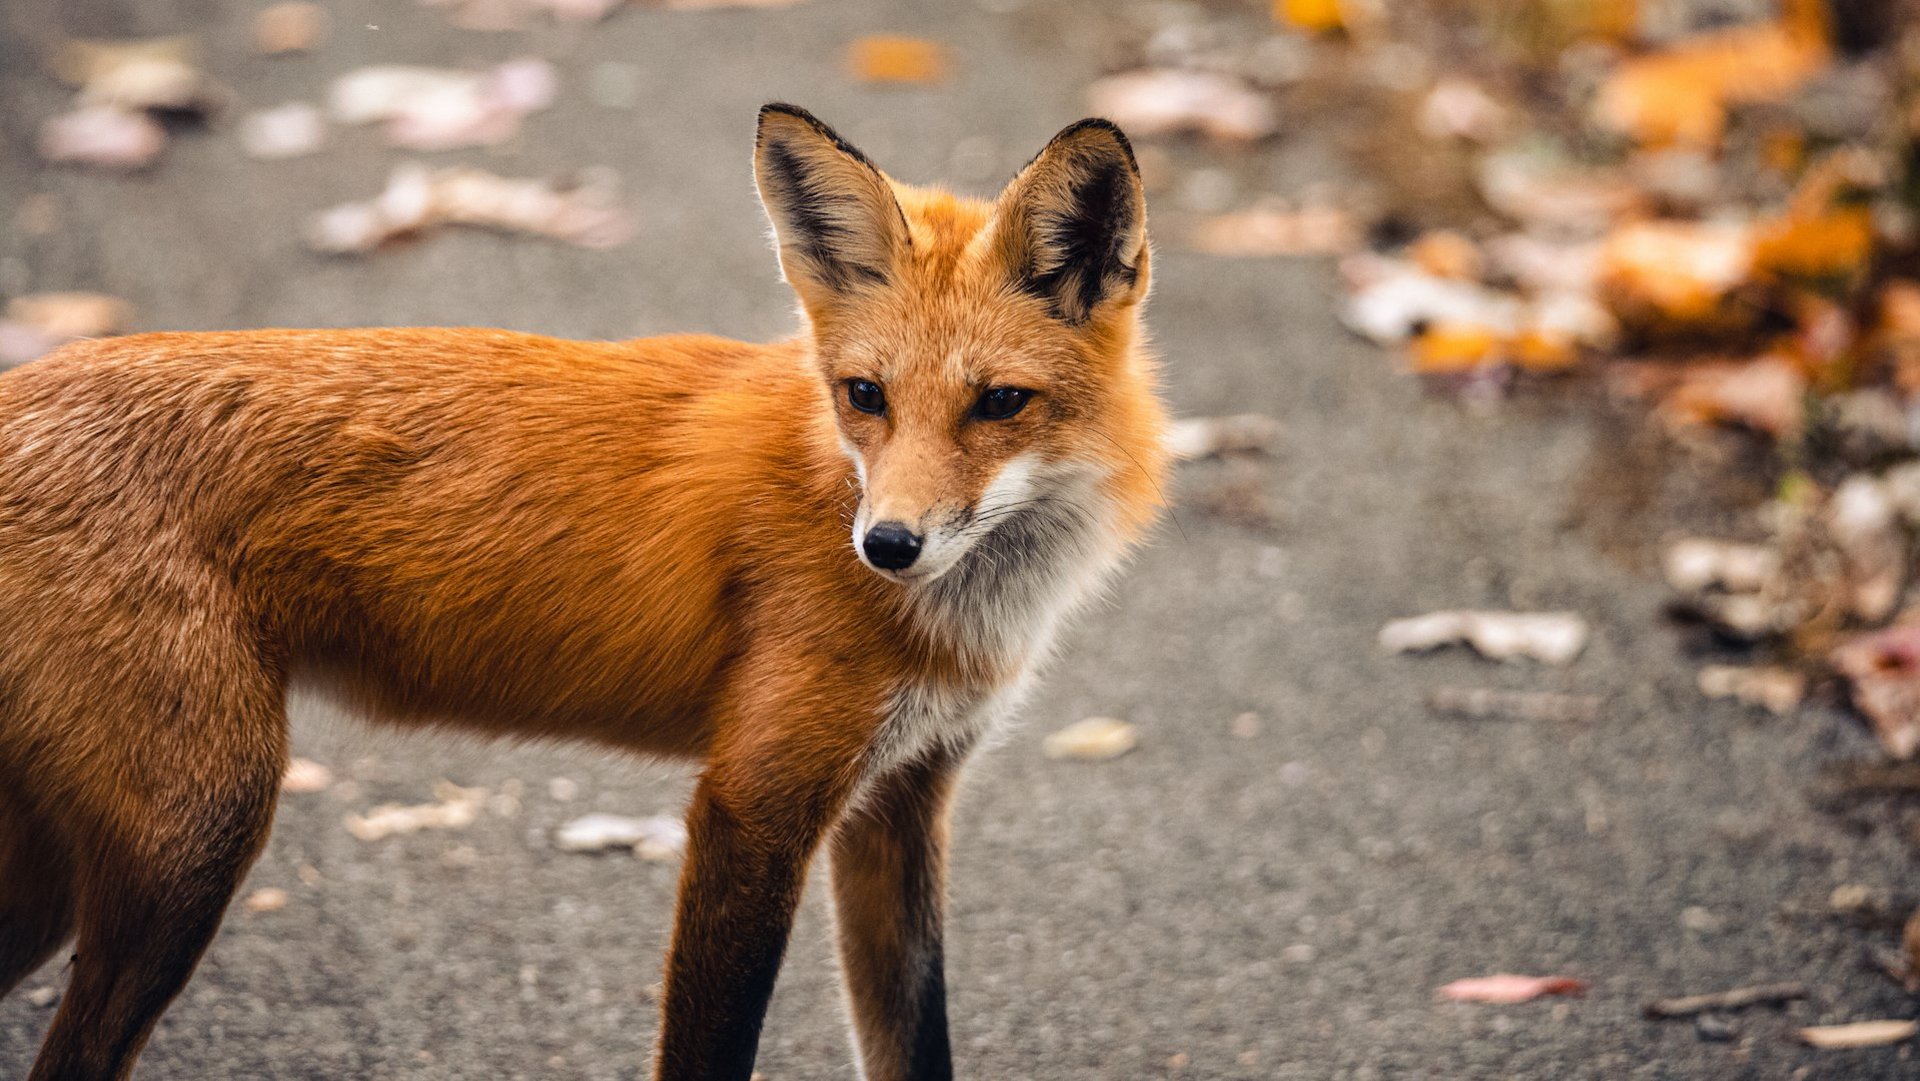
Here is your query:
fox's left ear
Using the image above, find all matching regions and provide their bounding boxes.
[990,119,1149,326]
[754,103,910,317]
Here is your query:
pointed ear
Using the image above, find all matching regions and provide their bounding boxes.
[990,119,1149,326]
[754,103,910,313]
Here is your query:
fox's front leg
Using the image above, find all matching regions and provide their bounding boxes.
[829,749,965,1081]
[653,707,867,1081]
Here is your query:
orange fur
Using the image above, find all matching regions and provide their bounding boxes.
[0,105,1164,1081]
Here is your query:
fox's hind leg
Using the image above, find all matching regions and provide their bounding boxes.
[0,787,76,1000]
[23,637,286,1081]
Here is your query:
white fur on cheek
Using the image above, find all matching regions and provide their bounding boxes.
[908,452,1042,583]
[915,457,1124,663]
[837,434,868,487]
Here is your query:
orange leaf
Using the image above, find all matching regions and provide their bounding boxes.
[846,35,949,85]
[1593,20,1829,147]
[1509,330,1579,373]
[1408,322,1502,374]
[1599,220,1754,328]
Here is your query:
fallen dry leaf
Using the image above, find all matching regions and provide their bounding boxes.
[1644,982,1808,1018]
[423,0,628,29]
[238,102,325,160]
[254,2,328,54]
[345,781,487,841]
[330,59,556,151]
[1339,255,1521,346]
[846,35,948,85]
[1798,1019,1918,1049]
[38,106,166,170]
[1439,974,1587,1003]
[1826,474,1907,622]
[1598,219,1755,331]
[1663,538,1779,595]
[554,813,688,860]
[281,757,335,793]
[1476,151,1638,237]
[1660,355,1808,439]
[308,163,634,254]
[0,292,132,365]
[1085,69,1277,143]
[56,36,219,114]
[1043,717,1138,761]
[244,887,290,913]
[1832,624,1920,759]
[1484,234,1602,298]
[1380,611,1589,666]
[1697,665,1805,715]
[5,292,130,342]
[1165,414,1283,460]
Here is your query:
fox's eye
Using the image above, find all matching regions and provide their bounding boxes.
[974,386,1032,421]
[847,379,886,415]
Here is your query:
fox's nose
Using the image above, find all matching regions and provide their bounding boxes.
[862,521,922,571]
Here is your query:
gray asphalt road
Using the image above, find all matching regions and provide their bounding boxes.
[2,1,1916,1078]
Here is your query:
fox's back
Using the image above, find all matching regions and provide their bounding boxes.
[0,327,863,751]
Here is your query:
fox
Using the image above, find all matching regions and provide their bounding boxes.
[0,103,1166,1081]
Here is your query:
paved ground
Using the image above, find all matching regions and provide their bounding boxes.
[2,1,1918,1078]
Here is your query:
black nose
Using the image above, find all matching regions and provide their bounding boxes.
[862,522,922,571]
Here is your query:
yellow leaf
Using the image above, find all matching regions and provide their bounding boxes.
[1275,0,1343,32]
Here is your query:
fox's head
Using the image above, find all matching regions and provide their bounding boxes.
[755,104,1167,588]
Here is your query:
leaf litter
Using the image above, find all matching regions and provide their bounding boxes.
[1075,0,1920,1036]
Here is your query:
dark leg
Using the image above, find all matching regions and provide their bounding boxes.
[829,751,963,1081]
[653,747,862,1081]
[0,790,75,1000]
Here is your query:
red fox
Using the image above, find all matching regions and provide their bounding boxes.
[0,103,1165,1080]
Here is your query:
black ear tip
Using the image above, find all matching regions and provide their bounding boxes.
[754,104,878,170]
[758,102,822,136]
[1050,117,1138,173]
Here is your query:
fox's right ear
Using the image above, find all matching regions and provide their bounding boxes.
[754,104,910,317]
